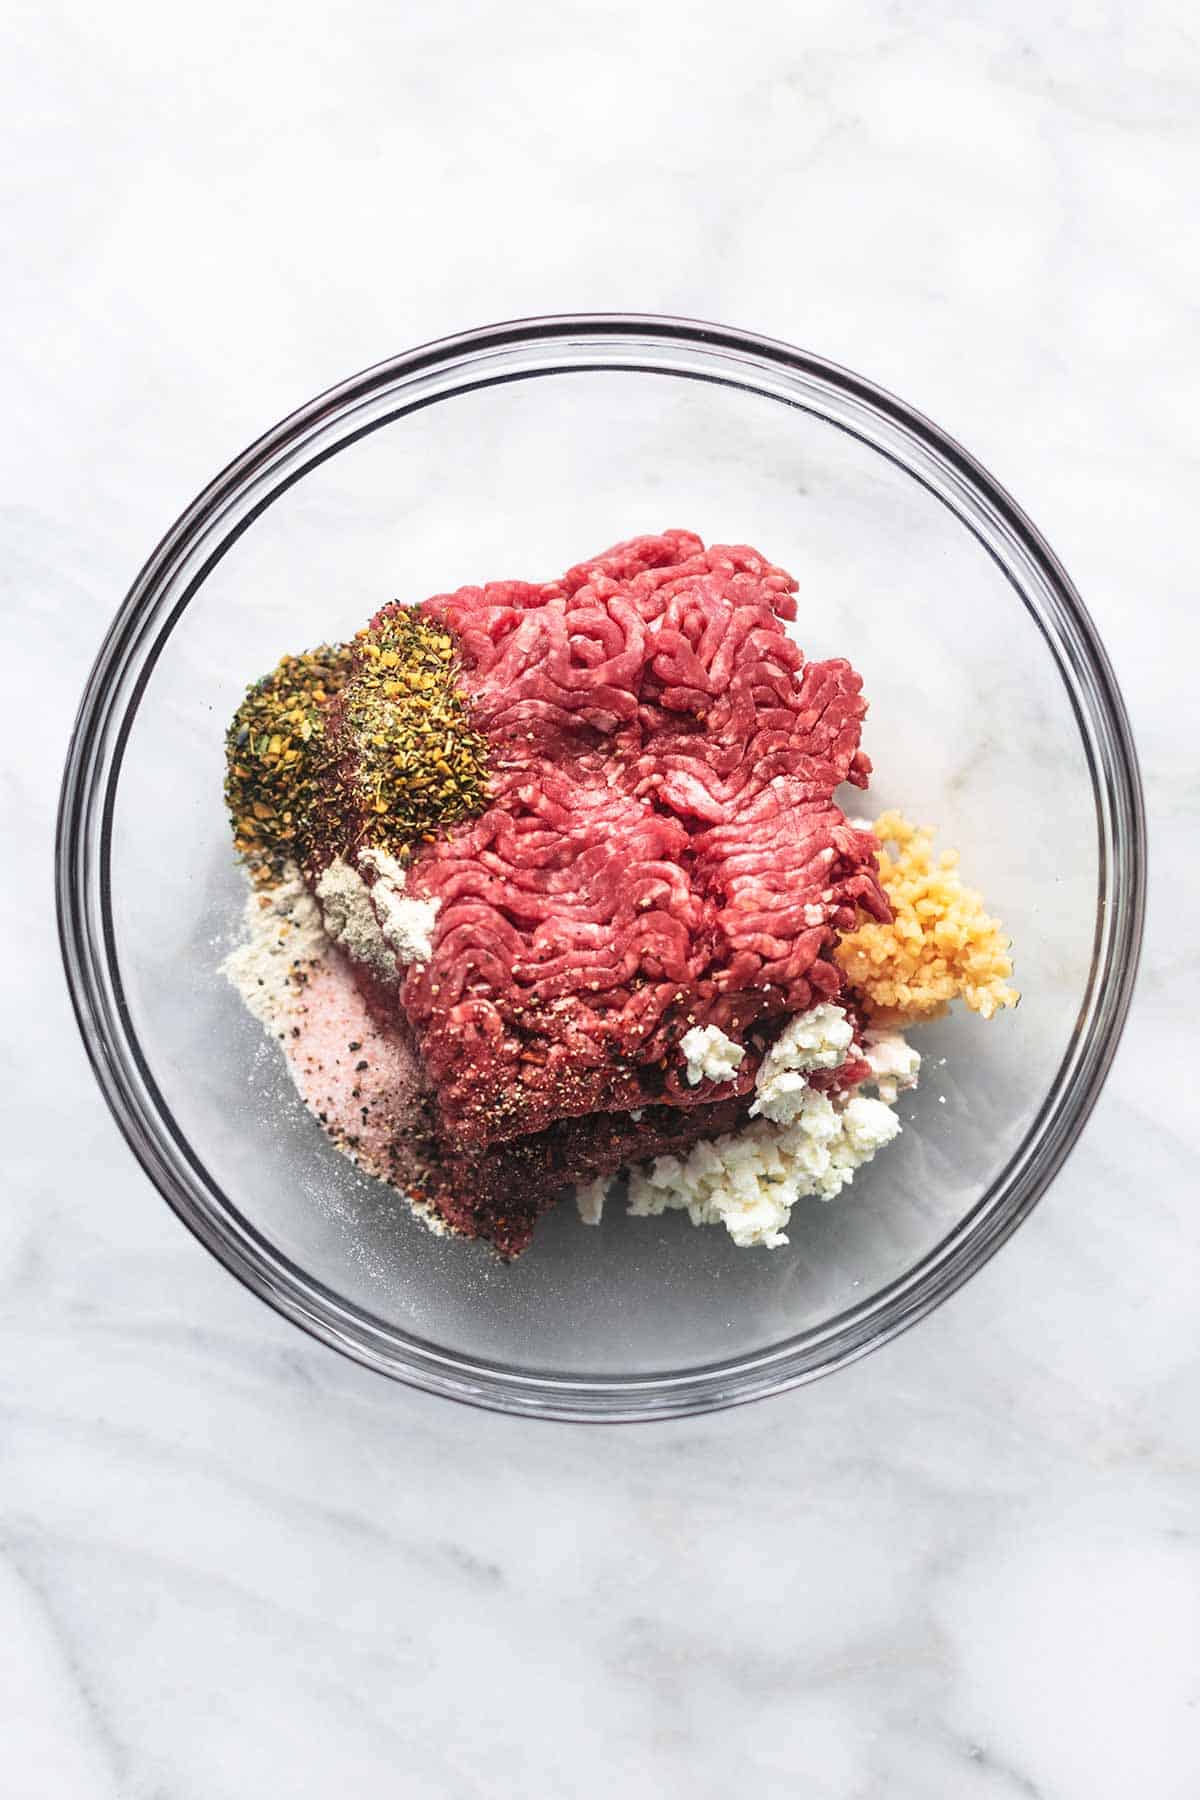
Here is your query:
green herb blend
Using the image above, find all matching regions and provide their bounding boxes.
[224,643,353,878]
[224,609,489,879]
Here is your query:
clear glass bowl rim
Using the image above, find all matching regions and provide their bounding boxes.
[56,312,1146,1422]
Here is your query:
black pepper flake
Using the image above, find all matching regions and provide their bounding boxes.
[355,1060,369,1071]
[348,1041,361,1052]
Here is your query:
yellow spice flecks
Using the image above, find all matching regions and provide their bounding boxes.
[224,607,491,883]
[224,643,354,880]
[836,810,1019,1025]
[322,606,490,859]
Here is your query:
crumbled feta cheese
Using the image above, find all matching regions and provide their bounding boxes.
[358,847,440,968]
[838,1094,902,1159]
[862,1028,921,1105]
[803,902,825,927]
[626,1087,901,1249]
[575,1002,914,1248]
[679,1024,745,1086]
[576,1177,608,1226]
[750,1002,854,1123]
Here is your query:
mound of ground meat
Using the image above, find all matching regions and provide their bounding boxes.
[421,1092,756,1256]
[332,531,887,1175]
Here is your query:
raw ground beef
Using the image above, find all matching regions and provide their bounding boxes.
[417,1048,874,1255]
[328,531,887,1190]
[420,1093,756,1256]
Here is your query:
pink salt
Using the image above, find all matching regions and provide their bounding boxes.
[273,948,423,1181]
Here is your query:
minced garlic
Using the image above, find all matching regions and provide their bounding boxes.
[836,811,1019,1025]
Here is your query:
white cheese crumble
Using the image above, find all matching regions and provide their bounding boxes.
[626,1089,901,1248]
[750,1002,855,1124]
[358,847,440,968]
[573,1003,917,1246]
[679,1023,745,1086]
[576,1177,608,1226]
[862,1029,921,1105]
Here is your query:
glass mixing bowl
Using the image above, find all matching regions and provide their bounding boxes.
[57,315,1145,1420]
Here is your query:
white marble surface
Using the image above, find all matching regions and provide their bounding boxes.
[4,3,1197,1794]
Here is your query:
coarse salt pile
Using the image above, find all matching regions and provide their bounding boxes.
[222,865,442,1230]
[280,953,430,1194]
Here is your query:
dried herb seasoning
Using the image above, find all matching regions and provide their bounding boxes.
[224,606,490,881]
[224,644,353,878]
[311,605,490,859]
